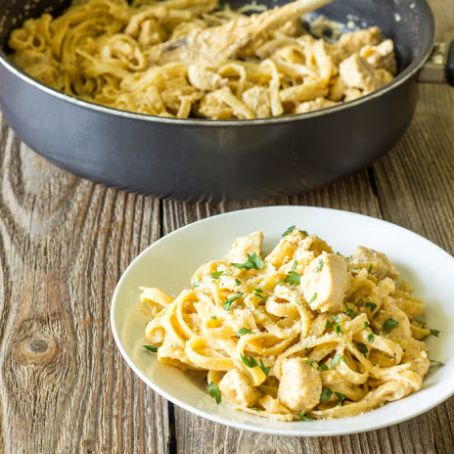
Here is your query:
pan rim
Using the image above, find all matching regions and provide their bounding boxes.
[0,0,435,126]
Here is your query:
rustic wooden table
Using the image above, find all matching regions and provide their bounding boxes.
[0,0,453,452]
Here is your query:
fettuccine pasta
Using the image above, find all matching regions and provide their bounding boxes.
[138,227,434,420]
[8,0,397,119]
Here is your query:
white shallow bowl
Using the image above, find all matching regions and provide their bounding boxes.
[111,206,454,436]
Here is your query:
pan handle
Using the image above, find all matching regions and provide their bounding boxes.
[417,41,454,85]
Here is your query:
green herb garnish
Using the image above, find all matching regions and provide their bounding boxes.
[282,225,296,237]
[430,359,445,367]
[143,345,158,353]
[235,278,241,286]
[414,316,426,326]
[253,288,267,301]
[232,253,264,270]
[207,382,221,404]
[343,300,356,318]
[365,302,377,312]
[299,413,315,421]
[356,342,368,355]
[240,354,258,368]
[316,259,324,272]
[320,388,333,403]
[258,359,271,376]
[430,329,441,337]
[224,292,244,310]
[309,292,318,304]
[284,271,301,285]
[210,316,218,320]
[331,353,343,368]
[210,271,224,279]
[336,392,347,406]
[367,264,373,273]
[367,332,375,344]
[237,327,252,336]
[319,363,329,371]
[383,318,399,332]
[192,281,201,288]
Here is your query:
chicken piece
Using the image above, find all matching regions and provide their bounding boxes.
[242,86,272,118]
[360,39,397,74]
[187,65,226,91]
[226,231,264,264]
[339,53,386,92]
[218,369,259,406]
[278,358,322,411]
[351,246,398,280]
[294,97,336,113]
[336,26,382,58]
[149,0,332,64]
[300,252,350,312]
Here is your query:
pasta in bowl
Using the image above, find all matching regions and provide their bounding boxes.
[111,206,453,435]
[8,0,397,119]
[136,228,434,421]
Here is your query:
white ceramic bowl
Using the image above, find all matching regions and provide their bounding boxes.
[111,206,454,436]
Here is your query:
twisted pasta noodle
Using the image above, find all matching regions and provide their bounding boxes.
[137,228,433,420]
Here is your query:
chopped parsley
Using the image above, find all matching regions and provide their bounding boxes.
[319,363,329,371]
[364,321,369,330]
[414,316,426,326]
[336,392,347,406]
[235,278,241,286]
[365,302,377,312]
[210,316,218,320]
[232,253,264,271]
[309,292,318,304]
[253,288,267,301]
[383,318,399,332]
[325,320,333,330]
[367,332,375,344]
[367,264,373,273]
[331,315,342,336]
[356,342,368,355]
[258,359,271,376]
[303,358,318,367]
[343,300,356,318]
[224,292,243,310]
[207,382,221,404]
[237,327,252,336]
[210,271,224,279]
[240,354,258,368]
[315,259,325,272]
[331,353,343,368]
[282,225,296,237]
[143,345,158,353]
[320,388,333,403]
[299,413,315,421]
[284,271,301,285]
[192,281,201,288]
[430,359,445,367]
[430,329,441,337]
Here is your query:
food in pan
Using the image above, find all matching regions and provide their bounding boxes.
[138,228,436,420]
[8,0,397,119]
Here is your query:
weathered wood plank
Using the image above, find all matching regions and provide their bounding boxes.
[0,115,169,454]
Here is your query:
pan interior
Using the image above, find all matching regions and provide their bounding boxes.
[0,0,434,87]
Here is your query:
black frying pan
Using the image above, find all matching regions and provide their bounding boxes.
[0,0,452,200]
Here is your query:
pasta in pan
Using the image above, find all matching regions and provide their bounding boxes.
[8,0,397,119]
[138,228,435,420]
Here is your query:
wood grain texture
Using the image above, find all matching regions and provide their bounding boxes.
[0,117,170,454]
[0,0,453,452]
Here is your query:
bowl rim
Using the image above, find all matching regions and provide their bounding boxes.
[0,0,435,127]
[110,205,454,436]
